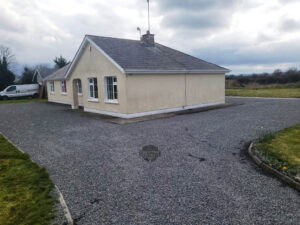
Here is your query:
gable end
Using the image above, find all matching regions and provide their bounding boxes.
[64,36,125,80]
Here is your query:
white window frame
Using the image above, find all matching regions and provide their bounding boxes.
[50,81,55,93]
[88,77,98,102]
[104,76,118,104]
[77,80,82,95]
[61,80,67,94]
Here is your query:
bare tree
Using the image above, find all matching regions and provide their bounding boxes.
[0,45,17,71]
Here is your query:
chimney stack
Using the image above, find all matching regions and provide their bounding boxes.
[141,30,155,47]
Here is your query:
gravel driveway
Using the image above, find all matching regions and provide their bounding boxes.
[0,97,299,225]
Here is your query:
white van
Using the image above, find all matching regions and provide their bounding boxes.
[0,84,40,100]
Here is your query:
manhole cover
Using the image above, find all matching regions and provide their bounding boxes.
[139,145,161,162]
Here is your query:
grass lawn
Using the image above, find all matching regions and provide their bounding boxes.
[226,88,300,98]
[0,134,56,225]
[257,124,300,176]
[0,98,47,105]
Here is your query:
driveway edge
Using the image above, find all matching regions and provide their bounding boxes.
[248,142,300,192]
[0,132,74,225]
[227,96,300,100]
[55,185,74,225]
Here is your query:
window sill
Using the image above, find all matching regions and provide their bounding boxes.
[61,92,67,95]
[78,93,83,96]
[88,98,99,102]
[50,92,55,95]
[104,100,119,104]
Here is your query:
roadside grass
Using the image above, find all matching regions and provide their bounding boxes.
[0,98,47,105]
[226,81,300,89]
[226,88,300,98]
[257,125,300,176]
[0,134,56,225]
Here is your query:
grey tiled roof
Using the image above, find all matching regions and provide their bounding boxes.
[45,64,71,81]
[87,35,229,72]
[38,68,57,79]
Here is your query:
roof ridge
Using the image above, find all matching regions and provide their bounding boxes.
[86,34,140,43]
[45,63,71,81]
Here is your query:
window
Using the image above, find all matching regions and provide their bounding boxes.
[61,81,67,93]
[77,80,82,94]
[88,78,98,100]
[50,82,55,93]
[104,76,118,102]
[6,86,16,92]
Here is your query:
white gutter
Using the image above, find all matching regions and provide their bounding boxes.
[45,78,65,81]
[125,69,231,74]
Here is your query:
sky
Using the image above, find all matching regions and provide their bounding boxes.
[1,0,300,75]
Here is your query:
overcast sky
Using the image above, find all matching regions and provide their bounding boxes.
[1,0,300,75]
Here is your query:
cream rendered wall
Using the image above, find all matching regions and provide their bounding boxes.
[67,43,127,113]
[125,73,225,114]
[186,74,225,106]
[47,81,72,104]
[126,74,186,114]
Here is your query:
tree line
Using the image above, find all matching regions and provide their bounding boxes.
[0,45,69,91]
[226,69,300,87]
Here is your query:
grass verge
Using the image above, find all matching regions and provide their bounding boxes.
[0,98,47,105]
[257,125,300,177]
[226,88,300,98]
[0,134,56,225]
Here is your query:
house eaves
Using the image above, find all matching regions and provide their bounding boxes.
[124,69,231,75]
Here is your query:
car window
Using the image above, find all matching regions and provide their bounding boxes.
[6,86,16,92]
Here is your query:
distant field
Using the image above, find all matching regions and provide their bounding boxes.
[226,88,300,98]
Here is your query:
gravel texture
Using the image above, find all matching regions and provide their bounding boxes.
[0,97,300,225]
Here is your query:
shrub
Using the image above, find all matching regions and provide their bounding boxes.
[226,68,300,86]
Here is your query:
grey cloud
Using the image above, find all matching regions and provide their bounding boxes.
[156,0,239,11]
[192,39,300,66]
[161,10,230,30]
[1,0,300,75]
[0,8,27,32]
[256,33,276,43]
[153,0,239,33]
[279,18,300,32]
[153,0,300,73]
[278,0,299,3]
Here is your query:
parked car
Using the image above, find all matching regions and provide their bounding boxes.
[0,84,40,100]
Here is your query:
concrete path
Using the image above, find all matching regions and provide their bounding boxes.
[0,97,299,225]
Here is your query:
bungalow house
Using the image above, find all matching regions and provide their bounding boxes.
[32,66,57,98]
[45,32,229,118]
[33,67,57,86]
